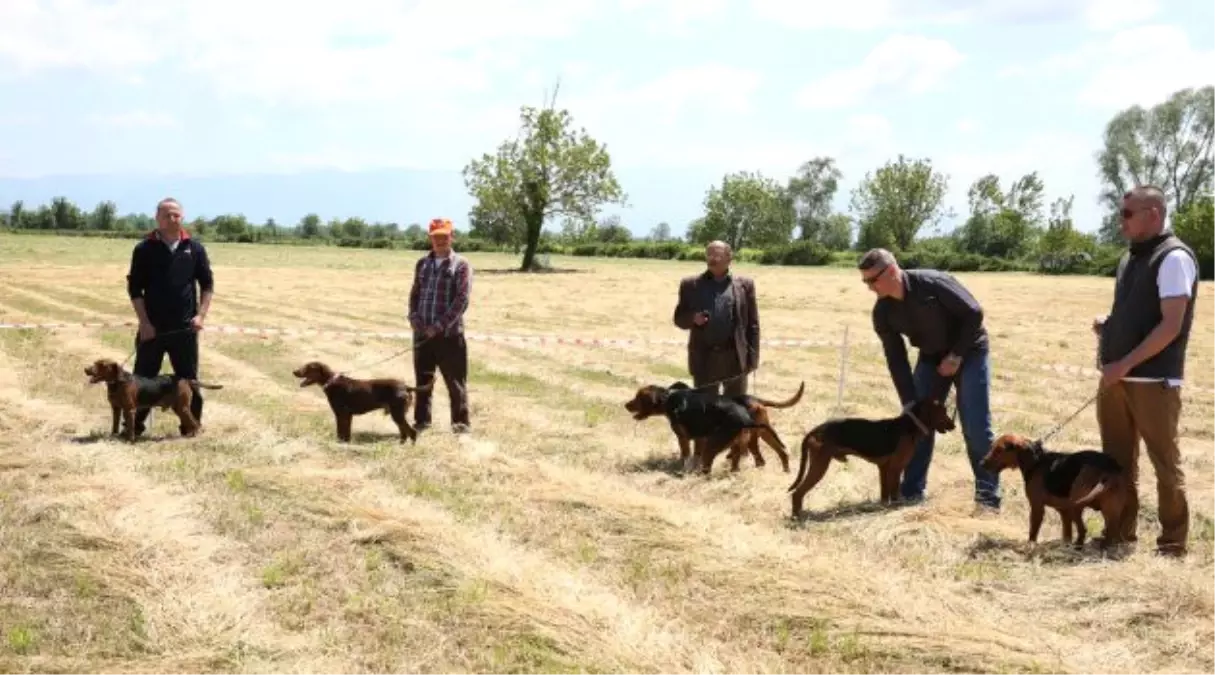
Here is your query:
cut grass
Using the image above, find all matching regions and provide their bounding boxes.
[0,232,1211,674]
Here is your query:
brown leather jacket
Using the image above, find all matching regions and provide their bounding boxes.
[672,270,760,375]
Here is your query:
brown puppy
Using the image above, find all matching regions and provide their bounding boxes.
[293,360,432,444]
[84,357,223,442]
[624,381,804,473]
[980,433,1127,549]
[788,397,956,518]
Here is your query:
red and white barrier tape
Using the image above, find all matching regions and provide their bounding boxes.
[0,320,1209,392]
[0,320,843,348]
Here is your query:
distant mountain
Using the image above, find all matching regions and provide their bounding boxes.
[0,167,722,238]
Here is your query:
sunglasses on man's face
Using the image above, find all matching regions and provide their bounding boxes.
[1121,206,1153,220]
[862,266,887,285]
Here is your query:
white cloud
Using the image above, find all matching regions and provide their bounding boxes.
[1082,0,1161,31]
[0,0,602,106]
[1006,24,1215,110]
[1075,26,1215,109]
[87,111,180,129]
[936,131,1103,228]
[751,0,1148,30]
[846,113,894,144]
[563,64,763,132]
[955,118,980,135]
[620,0,728,36]
[794,35,964,109]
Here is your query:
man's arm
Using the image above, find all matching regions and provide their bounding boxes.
[195,243,214,322]
[407,258,424,330]
[436,259,472,332]
[744,278,760,370]
[874,306,917,404]
[673,278,698,330]
[1116,251,1195,370]
[930,273,984,359]
[126,245,151,326]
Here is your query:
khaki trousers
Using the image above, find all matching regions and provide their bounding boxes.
[1096,380,1189,554]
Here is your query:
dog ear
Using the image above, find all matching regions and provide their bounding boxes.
[670,381,689,391]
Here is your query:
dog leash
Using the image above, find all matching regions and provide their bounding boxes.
[1036,333,1105,445]
[1035,391,1100,445]
[327,330,443,377]
[690,368,755,393]
[119,326,199,367]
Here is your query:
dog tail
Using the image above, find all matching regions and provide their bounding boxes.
[754,381,805,409]
[788,432,816,493]
[190,380,224,390]
[750,422,786,450]
[1075,474,1120,509]
[406,378,436,393]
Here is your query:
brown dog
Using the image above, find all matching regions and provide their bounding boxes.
[84,358,223,442]
[293,361,432,444]
[788,397,956,518]
[624,380,804,473]
[980,433,1127,549]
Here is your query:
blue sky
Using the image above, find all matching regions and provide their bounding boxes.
[0,0,1212,238]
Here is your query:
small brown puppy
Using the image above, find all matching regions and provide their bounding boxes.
[293,360,432,444]
[788,397,956,518]
[84,358,223,442]
[980,433,1127,549]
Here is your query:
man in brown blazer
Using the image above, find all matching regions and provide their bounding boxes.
[672,240,760,395]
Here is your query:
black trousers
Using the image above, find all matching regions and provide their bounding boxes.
[413,333,469,427]
[131,328,203,433]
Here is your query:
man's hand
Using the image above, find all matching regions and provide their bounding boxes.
[1100,359,1130,390]
[1091,315,1106,336]
[936,354,961,378]
[190,315,205,332]
[693,311,709,327]
[138,322,156,343]
[424,325,441,338]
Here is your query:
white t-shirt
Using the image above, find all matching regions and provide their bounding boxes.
[1122,249,1197,387]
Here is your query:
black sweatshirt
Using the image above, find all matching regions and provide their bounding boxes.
[126,230,214,330]
[871,268,987,404]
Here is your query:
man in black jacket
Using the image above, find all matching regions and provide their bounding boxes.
[858,248,1000,511]
[125,197,215,437]
[1093,185,1199,557]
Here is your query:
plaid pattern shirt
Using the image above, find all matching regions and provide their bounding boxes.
[408,251,472,336]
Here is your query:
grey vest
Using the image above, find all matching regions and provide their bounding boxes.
[1099,232,1199,380]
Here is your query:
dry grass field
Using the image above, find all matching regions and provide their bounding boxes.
[0,233,1211,674]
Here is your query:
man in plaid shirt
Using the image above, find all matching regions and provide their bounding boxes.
[408,218,474,433]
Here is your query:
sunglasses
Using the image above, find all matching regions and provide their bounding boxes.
[862,266,888,285]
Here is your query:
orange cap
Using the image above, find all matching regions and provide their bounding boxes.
[428,218,453,236]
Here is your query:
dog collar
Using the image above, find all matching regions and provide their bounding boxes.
[323,373,343,388]
[904,409,931,435]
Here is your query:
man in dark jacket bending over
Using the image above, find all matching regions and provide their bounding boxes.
[858,248,1000,512]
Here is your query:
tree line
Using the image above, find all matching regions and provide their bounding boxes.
[3,86,1211,279]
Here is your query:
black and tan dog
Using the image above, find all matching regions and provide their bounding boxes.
[623,380,803,474]
[788,397,956,518]
[84,357,223,442]
[980,433,1127,549]
[293,361,432,444]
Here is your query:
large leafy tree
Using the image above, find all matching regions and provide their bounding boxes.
[955,171,1045,258]
[1095,85,1214,243]
[463,98,626,271]
[849,154,951,251]
[787,157,842,241]
[693,171,795,250]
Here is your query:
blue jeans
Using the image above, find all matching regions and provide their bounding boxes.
[899,349,1001,508]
